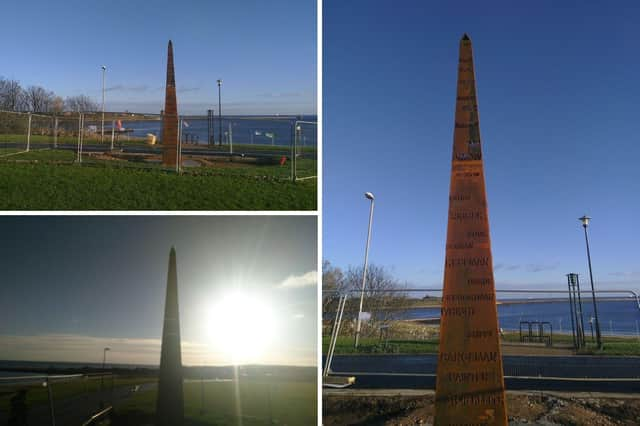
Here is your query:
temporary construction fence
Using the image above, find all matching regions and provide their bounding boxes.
[0,373,115,426]
[0,110,317,181]
[322,287,640,365]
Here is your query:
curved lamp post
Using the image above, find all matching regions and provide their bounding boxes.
[355,192,375,348]
[579,215,602,349]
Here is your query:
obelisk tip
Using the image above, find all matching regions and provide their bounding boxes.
[170,246,176,255]
[461,33,471,41]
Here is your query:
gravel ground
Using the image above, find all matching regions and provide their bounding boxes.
[323,390,640,425]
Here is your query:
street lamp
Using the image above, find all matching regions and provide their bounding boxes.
[579,215,602,349]
[100,347,110,408]
[355,191,375,348]
[217,79,223,146]
[101,65,107,144]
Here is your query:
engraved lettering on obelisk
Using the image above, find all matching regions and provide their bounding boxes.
[156,247,184,425]
[434,34,507,425]
[162,40,178,167]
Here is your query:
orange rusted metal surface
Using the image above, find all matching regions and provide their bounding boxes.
[162,40,178,167]
[434,34,508,426]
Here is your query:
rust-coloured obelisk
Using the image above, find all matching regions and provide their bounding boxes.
[162,40,178,167]
[156,247,184,426]
[434,34,507,425]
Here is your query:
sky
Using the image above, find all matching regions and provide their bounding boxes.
[0,0,316,115]
[0,216,317,366]
[323,1,640,296]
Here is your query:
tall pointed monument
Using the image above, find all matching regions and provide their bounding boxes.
[434,34,508,425]
[156,247,184,426]
[162,40,178,167]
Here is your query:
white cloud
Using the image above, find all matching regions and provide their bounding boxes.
[277,270,317,289]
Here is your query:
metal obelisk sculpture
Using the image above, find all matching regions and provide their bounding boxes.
[156,247,184,426]
[162,40,178,167]
[434,34,507,425]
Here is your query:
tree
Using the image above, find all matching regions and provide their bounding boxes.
[25,85,55,113]
[51,96,65,114]
[322,261,345,313]
[65,95,98,112]
[0,78,25,111]
[322,261,408,338]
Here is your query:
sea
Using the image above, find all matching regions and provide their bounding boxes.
[119,115,317,147]
[396,299,640,336]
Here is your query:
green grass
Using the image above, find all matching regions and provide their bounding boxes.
[324,333,640,356]
[322,335,440,355]
[0,376,156,412]
[116,379,316,425]
[0,156,316,210]
[0,134,318,154]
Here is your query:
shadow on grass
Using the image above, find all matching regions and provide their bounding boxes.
[111,410,221,426]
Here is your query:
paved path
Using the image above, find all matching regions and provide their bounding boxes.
[326,354,640,393]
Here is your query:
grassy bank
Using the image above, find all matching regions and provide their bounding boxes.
[0,150,316,210]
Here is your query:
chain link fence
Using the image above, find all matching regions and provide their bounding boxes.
[322,287,640,365]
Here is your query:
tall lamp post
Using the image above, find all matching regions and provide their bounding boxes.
[100,347,110,408]
[101,65,107,144]
[217,79,223,146]
[355,192,375,348]
[579,215,602,349]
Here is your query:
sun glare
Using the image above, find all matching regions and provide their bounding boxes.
[206,291,277,364]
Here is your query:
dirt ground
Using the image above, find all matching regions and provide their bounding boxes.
[323,390,640,425]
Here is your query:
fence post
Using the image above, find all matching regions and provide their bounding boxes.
[77,114,82,163]
[53,116,58,149]
[229,122,233,155]
[110,120,115,151]
[26,113,32,152]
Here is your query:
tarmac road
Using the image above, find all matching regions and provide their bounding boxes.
[326,354,640,393]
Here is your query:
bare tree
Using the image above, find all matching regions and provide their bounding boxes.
[25,85,55,113]
[0,78,25,111]
[322,260,345,313]
[342,264,407,337]
[65,95,98,112]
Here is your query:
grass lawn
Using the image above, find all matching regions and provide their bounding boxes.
[322,335,440,355]
[0,376,156,412]
[323,333,640,356]
[115,379,316,425]
[0,150,316,210]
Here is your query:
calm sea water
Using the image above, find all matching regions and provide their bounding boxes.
[397,299,640,336]
[120,115,317,147]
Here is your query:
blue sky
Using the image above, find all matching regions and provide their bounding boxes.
[0,0,316,114]
[0,217,317,366]
[323,1,640,295]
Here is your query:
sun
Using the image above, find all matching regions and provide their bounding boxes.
[206,291,277,364]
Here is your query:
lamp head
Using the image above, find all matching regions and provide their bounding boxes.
[579,215,591,228]
[217,79,223,86]
[101,65,107,71]
[364,192,374,200]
